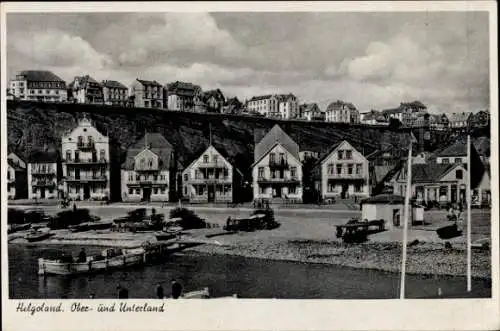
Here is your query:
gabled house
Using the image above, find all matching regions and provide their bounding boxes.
[448,112,473,130]
[182,145,242,203]
[102,80,129,106]
[165,81,202,111]
[9,70,67,102]
[201,89,226,113]
[68,75,104,104]
[434,138,483,166]
[429,114,449,131]
[325,100,359,123]
[27,149,60,200]
[252,125,303,203]
[299,103,324,121]
[130,79,164,109]
[312,140,370,201]
[121,133,179,202]
[7,152,27,200]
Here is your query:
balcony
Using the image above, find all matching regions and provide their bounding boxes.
[256,176,300,184]
[326,172,365,179]
[197,161,227,169]
[127,179,168,186]
[31,180,56,187]
[188,176,231,184]
[269,159,289,169]
[31,170,56,175]
[64,158,107,165]
[65,175,107,182]
[135,166,159,172]
[77,141,95,150]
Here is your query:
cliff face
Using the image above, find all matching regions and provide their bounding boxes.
[6,101,478,179]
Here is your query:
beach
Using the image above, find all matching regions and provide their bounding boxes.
[8,204,492,279]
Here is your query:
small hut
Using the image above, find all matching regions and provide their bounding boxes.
[360,194,413,230]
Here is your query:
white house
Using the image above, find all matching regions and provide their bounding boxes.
[121,133,175,202]
[130,79,164,109]
[9,70,67,102]
[252,125,303,203]
[182,145,241,203]
[27,150,59,200]
[313,140,370,200]
[7,153,27,200]
[325,100,359,123]
[61,117,111,201]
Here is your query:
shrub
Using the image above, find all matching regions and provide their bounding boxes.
[48,208,93,229]
[169,207,206,229]
[8,209,25,224]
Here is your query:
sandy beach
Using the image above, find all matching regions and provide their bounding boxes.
[8,204,492,279]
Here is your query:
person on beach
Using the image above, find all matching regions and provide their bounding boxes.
[78,248,87,263]
[89,293,95,299]
[117,285,129,299]
[156,283,164,299]
[171,279,182,299]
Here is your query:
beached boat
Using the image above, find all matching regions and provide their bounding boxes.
[89,221,114,230]
[69,223,91,232]
[8,223,32,234]
[155,232,179,241]
[26,230,54,242]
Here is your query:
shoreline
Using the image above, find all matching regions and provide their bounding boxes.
[9,232,492,281]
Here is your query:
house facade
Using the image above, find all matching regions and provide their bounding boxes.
[27,150,59,200]
[7,161,18,199]
[246,95,278,117]
[102,80,129,106]
[130,79,164,109]
[314,140,370,200]
[121,133,176,202]
[252,125,303,202]
[201,89,226,113]
[325,100,359,123]
[299,103,324,121]
[7,153,27,200]
[276,94,299,119]
[165,81,202,111]
[429,114,449,131]
[68,75,104,104]
[182,145,240,203]
[61,118,111,201]
[448,112,473,130]
[9,70,67,102]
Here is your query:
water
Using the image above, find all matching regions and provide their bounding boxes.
[9,244,491,299]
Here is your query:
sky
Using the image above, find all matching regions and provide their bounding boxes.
[6,11,490,113]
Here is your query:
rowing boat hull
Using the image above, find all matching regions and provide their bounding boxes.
[39,254,145,275]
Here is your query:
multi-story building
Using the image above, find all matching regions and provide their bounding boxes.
[448,112,473,130]
[165,81,202,111]
[429,114,449,131]
[7,153,27,200]
[61,117,111,201]
[102,80,129,106]
[121,133,177,202]
[252,125,303,203]
[360,110,389,125]
[382,101,428,127]
[9,70,67,102]
[313,140,370,200]
[130,79,164,109]
[182,145,242,203]
[299,103,324,121]
[68,75,104,104]
[27,150,60,200]
[276,94,299,119]
[325,100,358,123]
[246,95,278,117]
[201,89,226,113]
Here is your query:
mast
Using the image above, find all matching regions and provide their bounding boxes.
[466,134,472,292]
[400,132,416,299]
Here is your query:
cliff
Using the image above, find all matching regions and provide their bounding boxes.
[6,101,485,180]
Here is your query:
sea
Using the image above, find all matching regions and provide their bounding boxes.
[8,244,491,299]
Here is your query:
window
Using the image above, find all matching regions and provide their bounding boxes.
[128,173,133,181]
[129,188,133,194]
[184,174,188,182]
[258,167,264,178]
[269,153,275,163]
[184,187,188,195]
[77,136,83,145]
[203,155,209,163]
[136,174,140,181]
[454,158,462,164]
[223,168,229,178]
[136,189,140,194]
[327,164,334,175]
[336,164,342,175]
[259,186,265,194]
[356,164,362,174]
[442,158,449,164]
[279,153,285,162]
[347,164,354,175]
[74,151,80,162]
[291,167,297,178]
[197,186,204,195]
[354,184,363,192]
[148,159,153,168]
[88,136,94,145]
[456,170,463,179]
[140,158,145,168]
[289,186,296,194]
[345,150,352,159]
[213,155,218,164]
[337,150,343,160]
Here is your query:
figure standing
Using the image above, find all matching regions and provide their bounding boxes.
[156,283,164,299]
[171,279,182,299]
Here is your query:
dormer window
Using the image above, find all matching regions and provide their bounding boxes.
[203,155,209,163]
[140,158,145,168]
[148,159,153,168]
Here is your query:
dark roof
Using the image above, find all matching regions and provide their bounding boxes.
[326,100,357,112]
[382,107,402,115]
[448,112,472,122]
[16,70,65,83]
[136,79,163,87]
[254,125,300,164]
[401,101,427,109]
[27,150,59,163]
[436,140,468,157]
[411,163,459,183]
[122,133,175,170]
[361,194,405,205]
[166,81,201,96]
[248,95,273,102]
[300,103,320,113]
[8,159,24,171]
[102,80,128,89]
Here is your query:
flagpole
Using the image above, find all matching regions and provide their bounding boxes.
[466,134,472,292]
[400,137,413,299]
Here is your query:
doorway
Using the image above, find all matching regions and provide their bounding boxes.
[142,187,152,202]
[207,185,215,202]
[40,188,45,199]
[392,209,401,227]
[274,185,282,198]
[83,184,90,200]
[341,183,349,199]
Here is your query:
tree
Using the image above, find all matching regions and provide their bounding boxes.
[389,118,402,130]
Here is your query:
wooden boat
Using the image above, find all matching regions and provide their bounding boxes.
[69,222,91,232]
[26,230,54,242]
[8,223,32,234]
[155,231,179,241]
[88,221,114,230]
